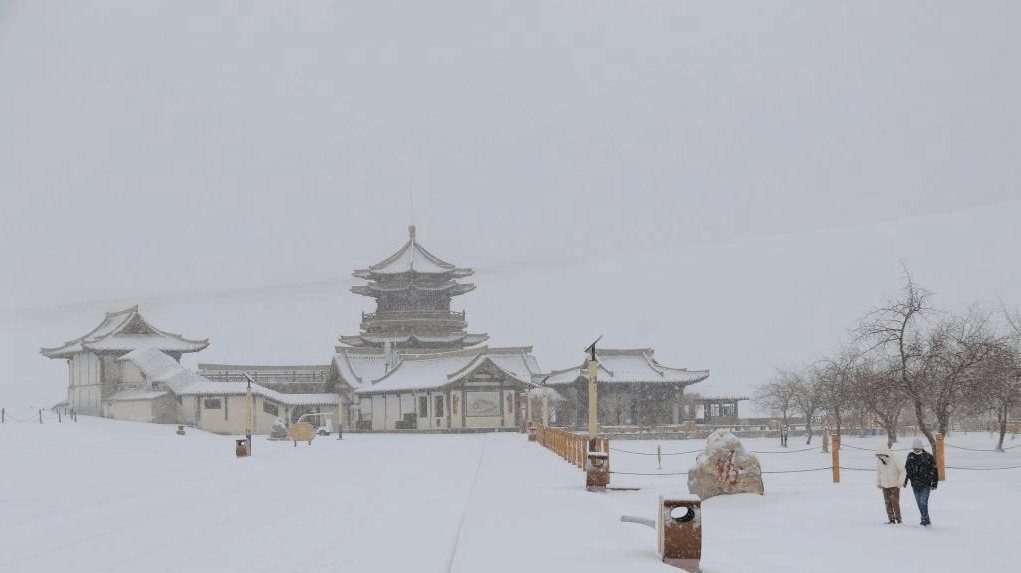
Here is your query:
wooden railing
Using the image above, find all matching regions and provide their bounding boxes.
[534,425,609,470]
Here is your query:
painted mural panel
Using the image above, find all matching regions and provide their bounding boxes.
[465,391,500,417]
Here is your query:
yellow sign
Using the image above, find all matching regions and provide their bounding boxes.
[289,421,316,446]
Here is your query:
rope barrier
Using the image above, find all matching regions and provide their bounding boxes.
[609,470,689,476]
[749,446,821,454]
[944,442,1021,452]
[3,416,38,424]
[610,445,821,456]
[945,465,1021,471]
[609,463,1021,476]
[609,447,701,456]
[839,442,915,452]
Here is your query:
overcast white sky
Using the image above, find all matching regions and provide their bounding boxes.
[1,2,1019,407]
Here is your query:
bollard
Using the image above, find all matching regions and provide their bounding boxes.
[586,450,610,491]
[831,433,840,483]
[935,433,945,481]
[658,496,702,572]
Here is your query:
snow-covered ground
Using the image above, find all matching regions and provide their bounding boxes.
[1,418,1017,573]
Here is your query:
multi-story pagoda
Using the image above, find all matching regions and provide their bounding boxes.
[338,226,489,351]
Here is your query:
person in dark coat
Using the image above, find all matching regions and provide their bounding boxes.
[904,438,939,526]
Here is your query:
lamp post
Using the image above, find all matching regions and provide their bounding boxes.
[541,375,550,430]
[585,335,603,450]
[583,336,609,491]
[242,374,254,456]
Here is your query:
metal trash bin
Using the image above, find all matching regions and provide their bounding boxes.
[585,450,610,491]
[176,425,186,436]
[527,423,537,442]
[658,496,701,572]
[235,439,250,457]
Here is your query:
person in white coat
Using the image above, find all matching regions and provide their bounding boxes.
[876,443,907,524]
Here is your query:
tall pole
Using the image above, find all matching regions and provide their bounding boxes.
[244,375,254,455]
[585,335,603,449]
[541,377,549,430]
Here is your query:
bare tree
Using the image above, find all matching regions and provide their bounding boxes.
[849,351,909,447]
[919,308,1001,439]
[790,367,821,445]
[814,348,858,438]
[984,306,1021,450]
[754,369,798,446]
[856,267,938,449]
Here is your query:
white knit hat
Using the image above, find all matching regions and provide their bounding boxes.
[912,438,925,449]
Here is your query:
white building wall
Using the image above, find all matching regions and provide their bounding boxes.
[385,395,400,429]
[119,361,145,386]
[69,352,102,416]
[371,395,385,431]
[107,400,153,423]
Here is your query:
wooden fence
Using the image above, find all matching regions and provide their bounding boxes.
[534,425,609,469]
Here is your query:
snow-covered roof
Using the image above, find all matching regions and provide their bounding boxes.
[119,348,208,393]
[197,363,331,372]
[340,332,490,348]
[333,348,392,388]
[351,281,475,295]
[41,306,208,359]
[196,363,331,387]
[178,379,339,406]
[352,226,473,278]
[355,346,540,395]
[118,349,339,406]
[544,348,709,387]
[484,347,542,381]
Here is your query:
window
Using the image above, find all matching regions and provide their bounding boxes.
[418,396,429,418]
[204,398,222,409]
[434,395,444,418]
[263,402,278,416]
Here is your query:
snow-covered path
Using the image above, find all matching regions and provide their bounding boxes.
[2,418,1019,573]
[0,420,665,573]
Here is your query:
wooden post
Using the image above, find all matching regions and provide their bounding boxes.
[39,409,42,424]
[831,433,840,483]
[658,444,662,470]
[935,432,945,481]
[58,411,62,423]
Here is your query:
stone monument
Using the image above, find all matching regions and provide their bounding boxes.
[687,429,764,500]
